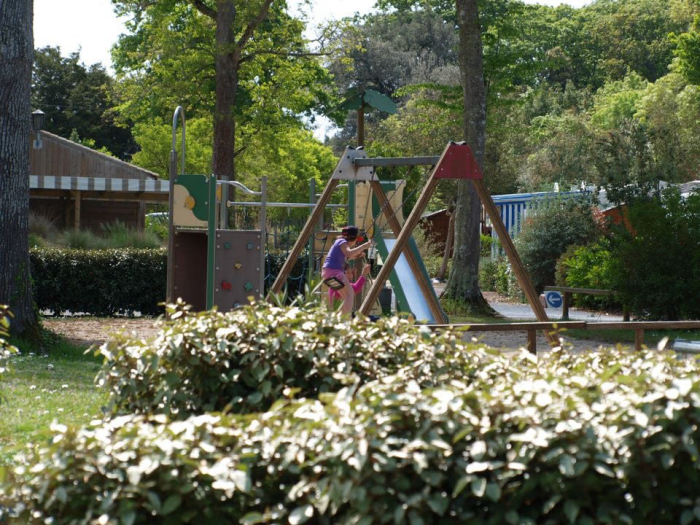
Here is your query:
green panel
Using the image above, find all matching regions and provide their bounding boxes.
[372,234,410,314]
[175,174,210,222]
[363,89,397,114]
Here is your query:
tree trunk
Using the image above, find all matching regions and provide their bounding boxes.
[443,0,493,314]
[0,0,38,335]
[213,1,238,227]
[436,205,455,281]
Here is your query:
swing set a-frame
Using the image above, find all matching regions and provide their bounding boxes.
[270,141,556,345]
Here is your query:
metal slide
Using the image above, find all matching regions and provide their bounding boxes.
[372,234,446,323]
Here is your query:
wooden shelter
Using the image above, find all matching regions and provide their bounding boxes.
[29,131,167,230]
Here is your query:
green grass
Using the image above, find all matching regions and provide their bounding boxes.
[565,328,700,347]
[0,332,106,454]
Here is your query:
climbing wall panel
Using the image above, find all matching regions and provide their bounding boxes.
[213,230,264,310]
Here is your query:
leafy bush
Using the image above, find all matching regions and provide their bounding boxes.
[479,258,523,300]
[98,300,482,418]
[516,197,598,292]
[30,248,167,317]
[0,306,18,392]
[5,347,700,524]
[145,213,169,241]
[606,188,700,319]
[556,241,621,310]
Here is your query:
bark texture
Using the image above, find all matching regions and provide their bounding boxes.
[442,0,493,313]
[0,0,37,334]
[212,1,238,184]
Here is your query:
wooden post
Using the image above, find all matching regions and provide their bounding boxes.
[527,329,537,354]
[270,178,339,295]
[472,179,557,347]
[635,328,644,351]
[561,292,571,321]
[360,177,440,315]
[369,180,447,323]
[73,190,81,230]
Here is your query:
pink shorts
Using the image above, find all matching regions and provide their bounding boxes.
[321,268,345,281]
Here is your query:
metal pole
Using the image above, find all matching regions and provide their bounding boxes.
[206,173,217,310]
[166,106,186,308]
[259,176,267,298]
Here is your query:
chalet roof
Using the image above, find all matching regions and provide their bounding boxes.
[30,131,159,181]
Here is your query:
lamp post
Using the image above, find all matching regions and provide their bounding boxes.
[32,109,45,149]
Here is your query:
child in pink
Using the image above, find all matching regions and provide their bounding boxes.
[321,225,373,315]
[329,264,371,307]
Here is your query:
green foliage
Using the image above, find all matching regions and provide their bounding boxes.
[557,241,621,310]
[32,46,136,160]
[517,198,598,292]
[6,346,700,523]
[100,222,163,249]
[98,300,479,418]
[111,1,331,152]
[56,229,107,250]
[590,72,649,130]
[28,248,310,317]
[672,13,700,85]
[478,257,523,301]
[0,306,18,390]
[145,214,169,242]
[606,188,700,319]
[30,248,167,317]
[130,116,214,178]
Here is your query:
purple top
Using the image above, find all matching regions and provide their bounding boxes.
[323,238,348,270]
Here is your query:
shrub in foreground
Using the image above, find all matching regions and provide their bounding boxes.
[98,300,489,418]
[4,349,700,524]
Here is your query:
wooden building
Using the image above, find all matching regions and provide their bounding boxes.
[29,131,168,230]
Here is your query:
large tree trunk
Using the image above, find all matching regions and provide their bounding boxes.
[436,205,455,281]
[0,0,38,335]
[213,1,238,227]
[443,0,493,314]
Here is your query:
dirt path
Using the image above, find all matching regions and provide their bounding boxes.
[43,318,162,348]
[43,315,612,353]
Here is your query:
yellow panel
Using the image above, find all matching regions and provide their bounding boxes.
[173,184,207,228]
[354,181,406,236]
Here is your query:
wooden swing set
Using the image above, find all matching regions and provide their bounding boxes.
[270,141,556,345]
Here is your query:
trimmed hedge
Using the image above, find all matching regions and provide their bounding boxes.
[29,249,311,317]
[30,248,167,317]
[4,347,700,524]
[98,300,485,417]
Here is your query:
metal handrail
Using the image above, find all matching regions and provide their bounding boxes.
[217,179,262,196]
[227,201,346,209]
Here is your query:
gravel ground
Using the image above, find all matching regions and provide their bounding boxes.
[43,317,162,349]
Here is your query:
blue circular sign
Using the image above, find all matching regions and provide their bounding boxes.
[545,291,563,308]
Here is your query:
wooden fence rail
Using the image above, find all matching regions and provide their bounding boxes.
[430,321,700,354]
